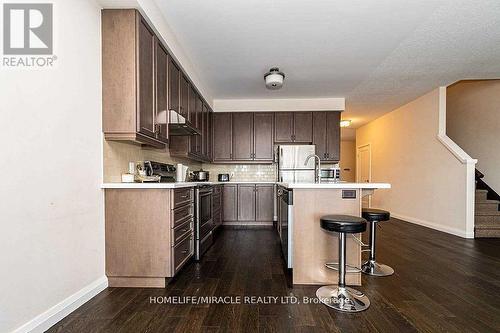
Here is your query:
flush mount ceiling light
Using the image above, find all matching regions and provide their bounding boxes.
[264,67,285,90]
[340,120,351,127]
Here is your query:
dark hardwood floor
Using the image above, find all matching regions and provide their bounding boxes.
[48,219,500,332]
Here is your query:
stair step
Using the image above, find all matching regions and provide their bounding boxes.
[475,215,500,226]
[475,202,500,213]
[475,210,500,216]
[475,227,500,238]
[475,190,488,201]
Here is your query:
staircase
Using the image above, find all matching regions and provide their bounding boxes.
[475,170,500,238]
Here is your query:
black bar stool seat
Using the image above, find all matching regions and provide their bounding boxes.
[316,214,370,313]
[320,215,367,233]
[362,208,390,222]
[361,208,394,277]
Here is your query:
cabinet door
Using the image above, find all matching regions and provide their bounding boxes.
[232,112,254,160]
[237,185,256,221]
[155,40,169,143]
[188,87,198,154]
[313,112,327,160]
[195,95,203,154]
[179,74,189,119]
[256,185,274,222]
[168,57,180,113]
[274,112,294,143]
[213,113,233,161]
[326,112,341,161]
[207,111,213,161]
[253,113,274,161]
[137,17,155,138]
[294,112,313,143]
[188,86,197,128]
[223,185,238,221]
[202,103,209,159]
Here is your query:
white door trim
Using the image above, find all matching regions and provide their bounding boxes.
[357,143,372,207]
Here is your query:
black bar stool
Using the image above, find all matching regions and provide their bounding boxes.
[316,215,370,313]
[361,208,394,277]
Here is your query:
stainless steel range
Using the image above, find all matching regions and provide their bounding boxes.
[195,185,214,260]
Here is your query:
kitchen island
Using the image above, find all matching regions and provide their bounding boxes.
[277,182,390,286]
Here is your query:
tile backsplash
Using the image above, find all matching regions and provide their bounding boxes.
[201,163,277,182]
[103,139,202,182]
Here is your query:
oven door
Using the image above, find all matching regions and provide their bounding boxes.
[195,187,214,260]
[198,189,213,234]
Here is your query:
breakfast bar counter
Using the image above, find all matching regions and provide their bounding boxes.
[278,182,390,286]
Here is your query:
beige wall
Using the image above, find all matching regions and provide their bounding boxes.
[340,141,356,182]
[103,140,202,182]
[0,1,105,331]
[447,80,500,192]
[356,88,470,237]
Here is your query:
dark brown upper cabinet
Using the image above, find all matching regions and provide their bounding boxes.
[188,85,197,128]
[232,113,254,160]
[211,112,274,163]
[137,18,156,139]
[256,185,274,222]
[326,111,341,162]
[253,113,274,160]
[155,40,169,143]
[294,112,313,142]
[213,113,233,161]
[168,57,180,114]
[313,111,341,162]
[313,112,327,160]
[223,185,238,221]
[179,74,189,119]
[274,112,294,142]
[102,9,165,148]
[274,112,312,143]
[207,111,213,161]
[237,185,256,221]
[202,103,209,158]
[195,96,203,155]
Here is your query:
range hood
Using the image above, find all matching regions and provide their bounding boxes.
[157,110,200,136]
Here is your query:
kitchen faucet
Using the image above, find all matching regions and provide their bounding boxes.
[305,154,321,183]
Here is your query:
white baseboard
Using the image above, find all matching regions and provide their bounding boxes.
[391,213,474,239]
[12,276,108,333]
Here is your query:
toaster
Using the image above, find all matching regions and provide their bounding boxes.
[218,173,230,182]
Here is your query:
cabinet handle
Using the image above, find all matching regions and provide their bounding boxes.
[181,249,188,254]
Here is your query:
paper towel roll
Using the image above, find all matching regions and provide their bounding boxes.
[176,164,185,182]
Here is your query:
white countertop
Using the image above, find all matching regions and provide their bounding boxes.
[101,181,390,189]
[101,181,276,189]
[277,182,391,189]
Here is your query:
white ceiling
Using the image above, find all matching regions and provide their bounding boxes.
[155,0,500,127]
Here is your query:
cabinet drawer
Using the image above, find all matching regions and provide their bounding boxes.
[172,188,193,209]
[173,234,193,274]
[172,203,194,228]
[172,219,193,246]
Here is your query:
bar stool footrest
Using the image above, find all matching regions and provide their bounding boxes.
[325,262,362,273]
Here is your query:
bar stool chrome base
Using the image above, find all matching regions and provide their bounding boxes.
[361,260,394,277]
[316,285,370,312]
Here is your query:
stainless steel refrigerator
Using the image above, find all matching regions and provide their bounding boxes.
[277,145,316,183]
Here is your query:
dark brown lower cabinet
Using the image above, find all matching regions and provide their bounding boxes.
[237,185,256,221]
[223,185,238,221]
[256,185,274,221]
[222,184,274,223]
